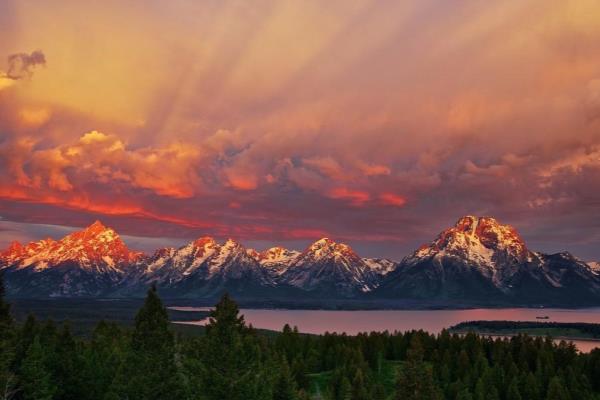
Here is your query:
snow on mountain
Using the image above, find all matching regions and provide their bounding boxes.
[0,220,141,273]
[363,258,397,276]
[128,237,274,296]
[281,238,380,295]
[1,217,599,304]
[0,221,142,297]
[255,247,300,276]
[377,216,600,304]
[405,216,529,287]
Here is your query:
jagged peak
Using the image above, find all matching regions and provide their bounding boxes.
[262,246,292,255]
[152,247,176,257]
[259,246,299,261]
[69,220,120,243]
[309,237,336,249]
[246,248,260,259]
[304,237,358,259]
[413,215,528,264]
[192,236,216,248]
[224,238,242,248]
[88,219,107,230]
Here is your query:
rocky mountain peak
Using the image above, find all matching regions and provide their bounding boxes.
[192,236,217,249]
[260,246,297,261]
[426,216,528,261]
[305,238,358,260]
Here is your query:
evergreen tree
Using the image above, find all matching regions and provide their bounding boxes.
[521,372,540,400]
[273,358,298,400]
[0,274,11,332]
[53,323,83,400]
[546,377,569,400]
[372,384,386,400]
[337,377,352,400]
[506,379,522,400]
[81,320,124,400]
[350,369,369,400]
[20,336,56,400]
[456,388,473,400]
[0,274,17,400]
[110,285,185,400]
[396,335,441,400]
[201,293,269,400]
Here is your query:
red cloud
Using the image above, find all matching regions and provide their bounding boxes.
[327,187,370,206]
[379,193,407,207]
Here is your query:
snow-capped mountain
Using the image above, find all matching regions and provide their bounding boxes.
[280,238,381,296]
[0,221,141,296]
[1,217,599,305]
[376,216,600,304]
[363,258,397,276]
[141,238,274,296]
[254,247,300,276]
[0,220,140,272]
[588,262,600,275]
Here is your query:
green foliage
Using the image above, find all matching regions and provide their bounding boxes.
[0,274,17,400]
[110,285,186,400]
[1,288,600,400]
[199,293,271,400]
[20,336,56,400]
[273,358,298,400]
[396,335,442,400]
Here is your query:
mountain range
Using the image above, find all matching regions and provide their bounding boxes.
[1,217,599,306]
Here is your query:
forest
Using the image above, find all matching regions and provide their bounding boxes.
[451,321,600,339]
[1,276,600,400]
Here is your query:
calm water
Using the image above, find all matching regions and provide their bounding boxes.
[170,307,600,352]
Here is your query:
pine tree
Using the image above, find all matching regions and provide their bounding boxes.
[53,323,83,400]
[338,377,352,400]
[350,369,369,400]
[273,358,298,400]
[506,379,522,400]
[20,336,56,400]
[111,285,185,400]
[474,378,486,400]
[0,274,11,333]
[372,384,386,400]
[0,274,17,400]
[396,335,441,400]
[456,388,473,400]
[201,293,269,400]
[77,320,123,400]
[546,377,569,400]
[521,372,540,400]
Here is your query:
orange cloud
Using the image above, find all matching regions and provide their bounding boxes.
[0,73,16,91]
[0,185,216,229]
[1,131,211,199]
[357,162,391,177]
[226,171,258,191]
[327,187,370,206]
[379,193,407,207]
[303,156,349,181]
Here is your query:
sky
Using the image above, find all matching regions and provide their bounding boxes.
[1,0,600,260]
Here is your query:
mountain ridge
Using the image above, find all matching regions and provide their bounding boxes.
[1,217,599,305]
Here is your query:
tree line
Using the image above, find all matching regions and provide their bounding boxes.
[1,275,600,399]
[451,321,600,338]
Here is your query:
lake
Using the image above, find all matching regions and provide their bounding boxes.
[170,306,600,352]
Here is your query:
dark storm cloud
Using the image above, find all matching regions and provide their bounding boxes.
[6,50,46,80]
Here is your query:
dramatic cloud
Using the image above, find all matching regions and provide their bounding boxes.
[1,1,600,259]
[6,50,46,80]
